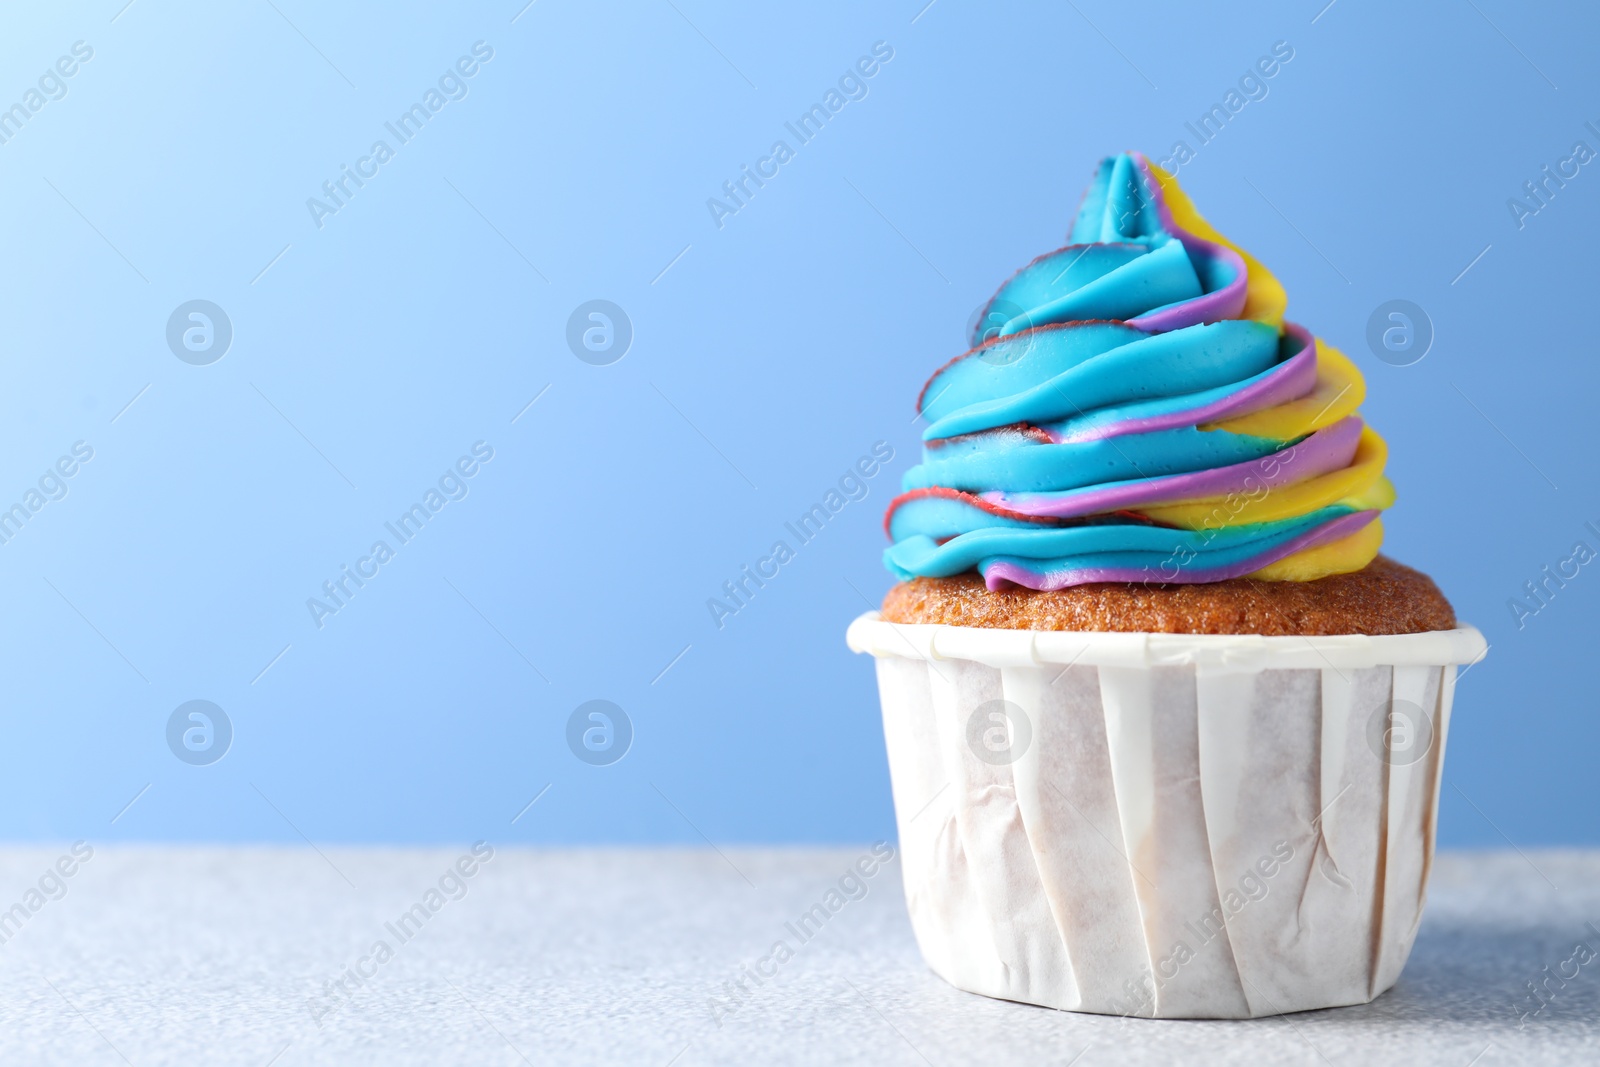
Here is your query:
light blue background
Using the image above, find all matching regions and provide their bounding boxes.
[1,0,1594,849]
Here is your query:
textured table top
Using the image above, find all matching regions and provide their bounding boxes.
[0,846,1594,1065]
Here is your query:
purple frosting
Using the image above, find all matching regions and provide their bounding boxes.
[1053,322,1318,444]
[981,509,1379,591]
[983,415,1364,520]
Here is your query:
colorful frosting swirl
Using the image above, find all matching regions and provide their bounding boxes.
[884,152,1392,590]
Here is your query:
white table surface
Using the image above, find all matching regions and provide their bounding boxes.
[0,846,1594,1065]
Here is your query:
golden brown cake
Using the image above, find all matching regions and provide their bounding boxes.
[879,555,1455,636]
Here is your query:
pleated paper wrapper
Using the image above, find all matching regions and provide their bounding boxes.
[847,612,1486,1019]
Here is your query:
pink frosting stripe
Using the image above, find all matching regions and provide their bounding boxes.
[1052,322,1318,444]
[1125,153,1249,333]
[984,416,1364,520]
[981,510,1379,591]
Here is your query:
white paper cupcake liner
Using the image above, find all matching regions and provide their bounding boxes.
[847,612,1487,1019]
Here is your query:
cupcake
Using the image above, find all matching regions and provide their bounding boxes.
[847,152,1485,1019]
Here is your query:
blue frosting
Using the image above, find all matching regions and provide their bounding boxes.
[884,152,1378,590]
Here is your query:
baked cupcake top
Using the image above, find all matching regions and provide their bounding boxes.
[880,556,1455,636]
[885,152,1390,592]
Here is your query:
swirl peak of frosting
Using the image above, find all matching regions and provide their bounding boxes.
[885,152,1390,591]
